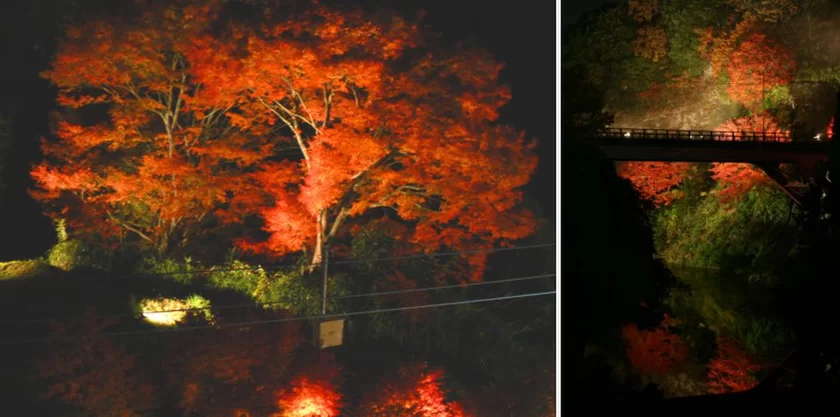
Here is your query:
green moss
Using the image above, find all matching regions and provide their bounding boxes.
[0,259,55,280]
[46,240,111,272]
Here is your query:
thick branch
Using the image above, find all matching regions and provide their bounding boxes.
[322,85,333,128]
[107,213,154,243]
[257,96,311,168]
[282,77,320,131]
[326,206,348,240]
[171,72,187,131]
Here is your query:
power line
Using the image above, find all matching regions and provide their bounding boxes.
[0,290,556,345]
[0,273,556,324]
[0,242,556,317]
[335,273,555,299]
[0,241,556,317]
[12,241,553,281]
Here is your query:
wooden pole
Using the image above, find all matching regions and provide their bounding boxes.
[321,245,329,315]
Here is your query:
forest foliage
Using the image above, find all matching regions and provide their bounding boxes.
[31,0,539,283]
[562,0,823,399]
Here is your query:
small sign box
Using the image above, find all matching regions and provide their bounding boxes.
[314,318,345,349]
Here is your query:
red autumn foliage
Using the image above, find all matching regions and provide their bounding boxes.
[358,363,470,417]
[616,162,691,207]
[34,310,157,416]
[711,114,788,200]
[621,318,688,375]
[165,317,303,416]
[33,0,538,281]
[275,351,344,417]
[707,338,761,394]
[197,6,538,277]
[726,32,795,111]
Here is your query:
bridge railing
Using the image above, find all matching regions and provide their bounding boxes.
[596,127,794,143]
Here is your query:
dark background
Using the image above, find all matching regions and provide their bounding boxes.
[0,0,556,260]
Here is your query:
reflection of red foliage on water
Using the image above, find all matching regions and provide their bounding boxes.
[621,318,688,375]
[707,338,760,394]
[359,363,470,417]
[276,376,342,417]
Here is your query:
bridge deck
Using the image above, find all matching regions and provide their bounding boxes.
[595,128,829,164]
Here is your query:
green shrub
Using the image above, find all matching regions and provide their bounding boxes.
[206,255,350,315]
[134,256,200,284]
[46,240,111,272]
[207,259,264,295]
[733,316,791,361]
[253,269,322,316]
[0,259,55,280]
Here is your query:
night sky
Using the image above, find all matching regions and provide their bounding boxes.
[0,0,557,259]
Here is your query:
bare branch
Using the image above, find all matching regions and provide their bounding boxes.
[107,212,154,243]
[257,96,310,168]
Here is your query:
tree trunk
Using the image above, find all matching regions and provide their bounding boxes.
[309,210,327,272]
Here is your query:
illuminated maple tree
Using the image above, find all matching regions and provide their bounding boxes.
[616,162,690,207]
[33,1,538,279]
[621,318,688,375]
[698,18,758,78]
[711,114,788,200]
[32,0,264,254]
[707,338,760,394]
[192,5,538,275]
[726,32,795,111]
[358,363,469,417]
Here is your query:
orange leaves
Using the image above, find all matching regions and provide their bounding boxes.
[726,0,799,23]
[275,351,343,417]
[34,2,275,252]
[35,1,538,272]
[621,319,688,375]
[726,32,794,111]
[248,193,315,255]
[710,163,767,201]
[617,162,690,207]
[359,363,470,417]
[633,27,668,62]
[714,113,790,140]
[710,114,787,199]
[628,0,659,22]
[275,377,342,417]
[706,338,760,394]
[299,127,388,215]
[31,165,98,195]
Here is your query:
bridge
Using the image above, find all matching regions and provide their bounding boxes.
[593,128,832,206]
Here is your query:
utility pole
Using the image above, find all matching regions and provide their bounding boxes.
[321,244,329,315]
[314,244,344,349]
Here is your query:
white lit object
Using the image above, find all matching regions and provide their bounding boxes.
[815,133,823,141]
[314,318,345,349]
[624,132,631,138]
[142,310,185,326]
